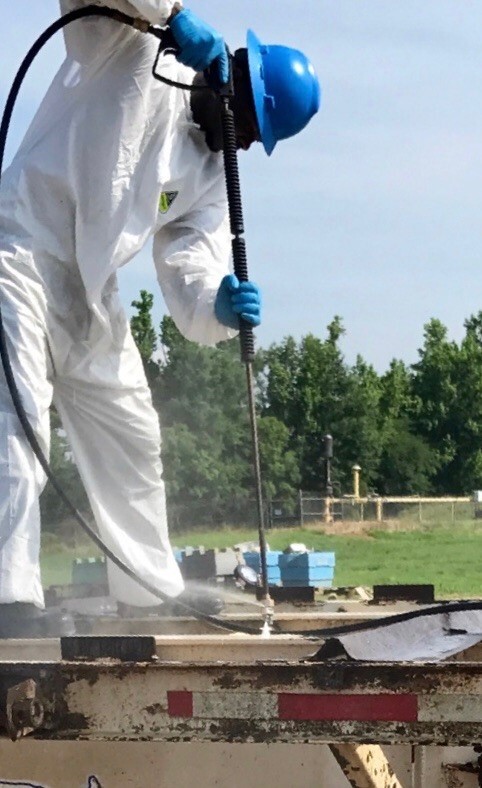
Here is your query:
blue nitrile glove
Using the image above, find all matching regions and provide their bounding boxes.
[169,9,229,84]
[215,274,262,329]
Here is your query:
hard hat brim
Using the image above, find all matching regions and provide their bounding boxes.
[246,29,276,156]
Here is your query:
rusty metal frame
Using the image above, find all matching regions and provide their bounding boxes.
[443,755,482,788]
[5,678,44,741]
[0,660,481,745]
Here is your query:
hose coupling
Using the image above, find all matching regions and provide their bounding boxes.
[132,17,151,33]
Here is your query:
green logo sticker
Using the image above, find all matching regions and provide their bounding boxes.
[159,191,178,214]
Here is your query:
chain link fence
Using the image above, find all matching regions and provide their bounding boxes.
[166,492,476,531]
[269,494,475,528]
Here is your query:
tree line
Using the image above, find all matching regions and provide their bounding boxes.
[40,291,482,533]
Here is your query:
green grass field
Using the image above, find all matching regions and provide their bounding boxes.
[40,519,482,598]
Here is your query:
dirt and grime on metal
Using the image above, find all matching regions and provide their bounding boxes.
[0,637,482,787]
[0,653,481,747]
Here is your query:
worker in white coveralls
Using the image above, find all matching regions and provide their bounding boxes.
[0,0,320,636]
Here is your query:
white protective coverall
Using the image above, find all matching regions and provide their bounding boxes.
[0,0,235,608]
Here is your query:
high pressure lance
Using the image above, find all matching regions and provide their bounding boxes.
[0,4,273,634]
[156,13,274,631]
[152,7,273,627]
[216,78,274,634]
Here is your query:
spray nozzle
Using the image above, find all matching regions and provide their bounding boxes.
[260,594,274,637]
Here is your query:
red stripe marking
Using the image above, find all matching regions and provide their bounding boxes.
[278,693,418,722]
[167,691,193,718]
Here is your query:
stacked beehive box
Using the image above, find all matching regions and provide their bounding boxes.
[243,550,335,588]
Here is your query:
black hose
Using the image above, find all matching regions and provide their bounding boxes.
[302,598,482,639]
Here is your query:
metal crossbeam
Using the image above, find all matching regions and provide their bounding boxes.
[1,659,482,744]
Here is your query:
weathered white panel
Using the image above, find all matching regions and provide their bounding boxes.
[0,741,413,788]
[193,691,278,720]
[419,695,482,722]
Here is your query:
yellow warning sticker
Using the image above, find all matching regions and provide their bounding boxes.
[159,191,178,214]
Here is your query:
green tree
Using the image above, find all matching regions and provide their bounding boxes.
[375,416,438,494]
[154,315,303,526]
[129,292,482,509]
[447,312,482,491]
[408,314,482,493]
[263,319,383,493]
[130,290,160,386]
[379,359,413,422]
[411,319,460,492]
[257,416,301,503]
[157,316,258,525]
[263,319,350,490]
[373,359,438,494]
[340,355,383,492]
[40,421,90,536]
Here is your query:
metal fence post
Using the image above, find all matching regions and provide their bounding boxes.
[376,497,383,522]
[298,489,304,528]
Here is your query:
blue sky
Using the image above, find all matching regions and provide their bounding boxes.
[3,2,482,371]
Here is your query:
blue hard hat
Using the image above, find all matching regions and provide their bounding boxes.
[246,29,321,156]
